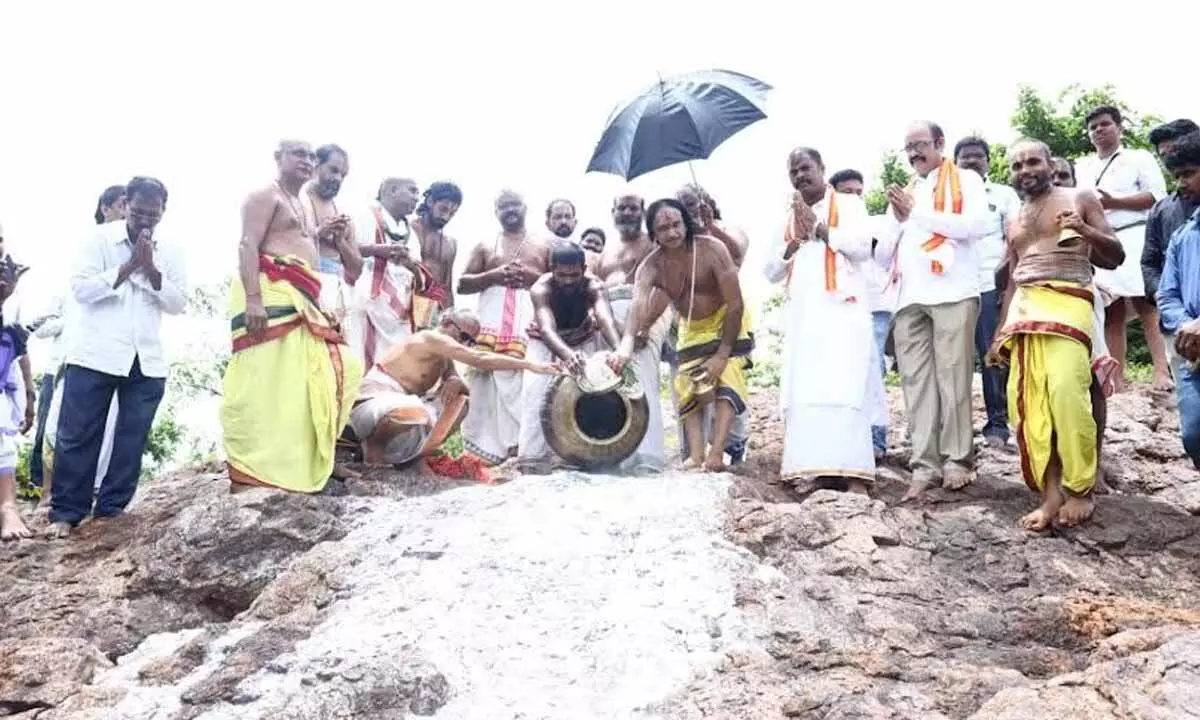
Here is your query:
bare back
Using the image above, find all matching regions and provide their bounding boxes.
[595,233,655,287]
[377,331,451,396]
[245,184,319,266]
[646,236,734,320]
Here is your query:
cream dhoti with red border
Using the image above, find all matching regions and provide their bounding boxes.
[461,283,534,465]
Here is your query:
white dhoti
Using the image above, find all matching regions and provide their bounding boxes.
[1093,223,1147,299]
[349,367,439,466]
[517,332,610,464]
[775,240,879,483]
[608,285,670,471]
[461,284,534,465]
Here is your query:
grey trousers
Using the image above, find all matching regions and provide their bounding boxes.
[893,298,980,482]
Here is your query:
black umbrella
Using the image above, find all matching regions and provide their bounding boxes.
[586,69,773,181]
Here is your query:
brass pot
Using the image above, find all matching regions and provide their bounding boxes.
[541,374,649,470]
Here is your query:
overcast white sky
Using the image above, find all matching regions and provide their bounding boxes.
[2,0,1197,333]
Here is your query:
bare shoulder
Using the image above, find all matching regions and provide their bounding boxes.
[699,235,734,265]
[243,185,279,208]
[531,272,553,297]
[442,233,459,258]
[1072,187,1103,212]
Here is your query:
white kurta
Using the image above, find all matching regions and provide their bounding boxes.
[1076,148,1168,298]
[764,189,883,482]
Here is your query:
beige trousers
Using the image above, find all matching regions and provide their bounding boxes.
[893,297,979,482]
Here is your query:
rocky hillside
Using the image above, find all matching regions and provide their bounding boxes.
[2,383,1199,719]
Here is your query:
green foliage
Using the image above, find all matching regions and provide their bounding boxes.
[142,411,185,479]
[747,289,785,389]
[988,143,1010,186]
[1010,84,1162,161]
[15,440,38,501]
[865,152,913,216]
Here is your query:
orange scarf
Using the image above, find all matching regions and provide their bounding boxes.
[784,189,844,297]
[920,159,963,275]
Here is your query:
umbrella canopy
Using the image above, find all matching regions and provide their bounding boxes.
[586,69,772,181]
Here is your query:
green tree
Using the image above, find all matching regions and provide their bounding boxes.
[864,152,913,215]
[1010,84,1162,161]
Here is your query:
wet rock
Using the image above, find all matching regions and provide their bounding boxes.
[4,381,1200,719]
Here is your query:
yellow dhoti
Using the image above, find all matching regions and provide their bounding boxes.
[992,281,1097,497]
[220,255,364,493]
[673,304,753,419]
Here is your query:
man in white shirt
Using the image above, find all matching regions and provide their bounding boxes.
[47,176,187,538]
[1075,105,1172,392]
[876,122,989,499]
[955,136,1022,447]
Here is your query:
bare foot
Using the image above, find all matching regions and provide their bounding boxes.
[845,478,870,496]
[983,435,1006,450]
[1152,372,1175,392]
[1019,486,1066,532]
[45,521,73,539]
[413,458,437,478]
[0,504,31,540]
[943,465,975,491]
[680,457,703,473]
[899,477,934,503]
[1056,495,1095,527]
[332,462,361,480]
[229,481,253,494]
[702,453,727,473]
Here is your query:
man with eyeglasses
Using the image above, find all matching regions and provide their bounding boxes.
[46,176,187,539]
[221,140,364,497]
[349,307,560,470]
[875,121,989,501]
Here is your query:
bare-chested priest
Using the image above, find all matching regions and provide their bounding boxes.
[988,139,1124,531]
[221,139,364,494]
[594,193,669,470]
[457,190,551,465]
[517,242,623,472]
[303,143,362,324]
[610,197,750,472]
[674,185,754,466]
[349,308,560,471]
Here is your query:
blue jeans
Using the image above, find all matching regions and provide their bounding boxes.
[871,311,892,454]
[28,373,56,486]
[49,357,166,526]
[1169,335,1200,467]
[1178,365,1200,468]
[974,290,1009,440]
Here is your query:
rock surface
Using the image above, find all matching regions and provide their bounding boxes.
[1,382,1198,720]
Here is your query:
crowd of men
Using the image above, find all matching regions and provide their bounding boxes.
[2,105,1200,541]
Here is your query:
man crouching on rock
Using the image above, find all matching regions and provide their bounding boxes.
[987,140,1124,531]
[349,308,561,472]
[517,241,622,473]
[610,198,751,472]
